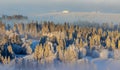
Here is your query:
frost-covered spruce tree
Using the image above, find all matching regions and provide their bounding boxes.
[79,39,83,48]
[25,24,30,33]
[89,37,94,50]
[98,28,102,36]
[95,34,100,46]
[105,36,111,49]
[34,44,43,61]
[77,31,81,38]
[34,44,39,60]
[43,42,54,57]
[9,32,22,44]
[0,22,5,34]
[118,40,120,49]
[0,54,3,63]
[56,45,64,61]
[30,23,38,37]
[43,42,55,63]
[25,43,32,55]
[57,39,66,50]
[7,45,14,58]
[17,23,24,34]
[48,22,55,32]
[64,44,78,62]
[75,38,80,48]
[42,21,49,33]
[2,35,9,45]
[2,56,8,64]
[7,56,10,64]
[111,39,116,50]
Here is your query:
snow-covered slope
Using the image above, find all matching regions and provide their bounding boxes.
[1,57,120,70]
[2,12,120,25]
[31,12,120,24]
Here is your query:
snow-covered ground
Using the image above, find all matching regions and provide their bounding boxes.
[0,56,120,70]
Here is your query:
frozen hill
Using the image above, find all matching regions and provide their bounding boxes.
[31,12,120,24]
[1,12,120,25]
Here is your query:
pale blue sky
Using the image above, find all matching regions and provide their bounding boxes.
[0,0,120,16]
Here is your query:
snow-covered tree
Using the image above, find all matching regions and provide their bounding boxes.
[64,44,78,62]
[100,49,109,59]
[34,44,43,60]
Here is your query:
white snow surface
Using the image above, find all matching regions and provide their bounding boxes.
[0,55,120,70]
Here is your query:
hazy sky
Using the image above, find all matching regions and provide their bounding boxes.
[0,0,120,16]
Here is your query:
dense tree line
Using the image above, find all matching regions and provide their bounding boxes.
[0,21,120,64]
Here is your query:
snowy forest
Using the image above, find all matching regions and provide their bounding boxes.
[0,20,120,70]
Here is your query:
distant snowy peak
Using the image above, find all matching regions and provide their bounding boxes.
[62,10,70,14]
[37,12,120,17]
[34,11,70,17]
